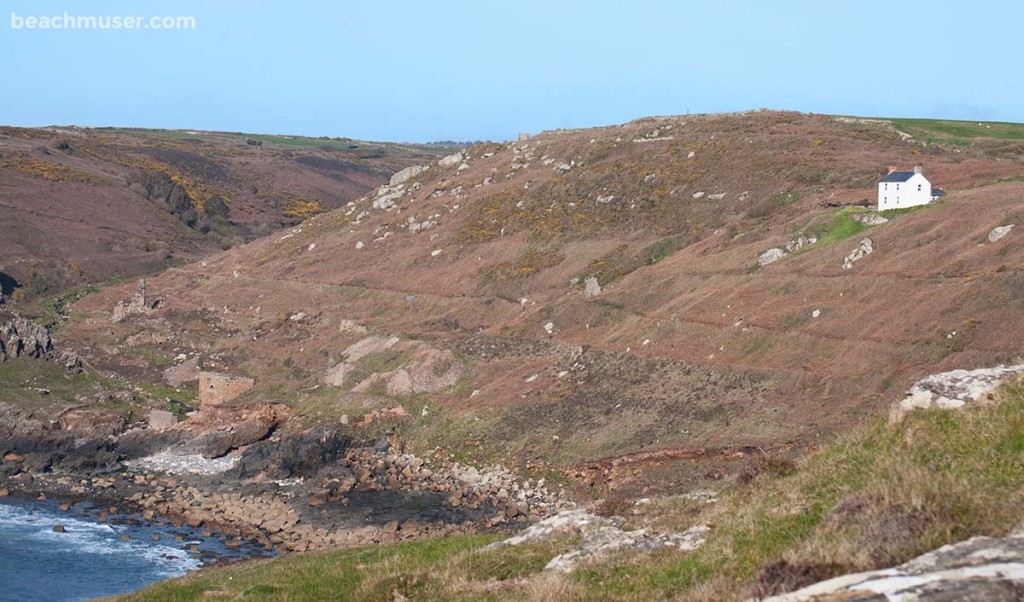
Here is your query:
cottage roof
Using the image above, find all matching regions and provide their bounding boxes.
[879,171,918,183]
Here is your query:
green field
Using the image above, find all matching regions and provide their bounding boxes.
[885,117,1024,146]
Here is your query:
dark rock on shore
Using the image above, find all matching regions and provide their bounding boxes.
[229,426,350,480]
[0,397,569,557]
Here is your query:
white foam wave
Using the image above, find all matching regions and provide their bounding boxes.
[0,502,201,577]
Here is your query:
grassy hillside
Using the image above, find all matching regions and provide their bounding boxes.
[116,383,1024,601]
[59,110,1024,495]
[0,125,451,302]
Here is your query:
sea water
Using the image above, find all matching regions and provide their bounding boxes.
[0,499,263,601]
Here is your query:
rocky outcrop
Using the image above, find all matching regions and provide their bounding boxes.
[438,152,464,168]
[59,409,126,438]
[486,509,708,573]
[761,525,1024,601]
[0,403,123,475]
[182,403,288,459]
[383,349,462,396]
[372,184,406,210]
[785,236,817,253]
[117,433,566,553]
[2,395,571,555]
[890,364,1024,423]
[842,238,873,270]
[0,312,81,372]
[547,524,708,573]
[759,237,818,268]
[389,165,428,187]
[853,213,889,226]
[324,336,462,397]
[228,425,348,480]
[324,335,401,386]
[0,313,53,361]
[584,276,602,297]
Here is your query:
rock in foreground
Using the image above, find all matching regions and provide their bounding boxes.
[762,525,1024,601]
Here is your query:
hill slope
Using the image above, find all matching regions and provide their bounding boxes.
[0,126,451,300]
[61,110,1024,496]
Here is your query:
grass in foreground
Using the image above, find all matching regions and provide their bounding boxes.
[119,384,1024,601]
[112,534,577,602]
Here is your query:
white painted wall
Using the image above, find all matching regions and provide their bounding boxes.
[878,173,931,211]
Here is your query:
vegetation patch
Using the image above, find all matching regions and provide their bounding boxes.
[34,284,100,330]
[0,152,102,184]
[283,197,325,221]
[482,247,565,283]
[811,209,868,245]
[878,205,928,220]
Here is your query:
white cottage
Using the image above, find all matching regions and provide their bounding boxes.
[877,166,944,211]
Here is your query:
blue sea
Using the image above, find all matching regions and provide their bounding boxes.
[0,499,266,601]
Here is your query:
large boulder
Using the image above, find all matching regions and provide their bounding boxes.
[438,152,464,168]
[758,248,786,267]
[389,165,428,187]
[163,356,200,387]
[989,224,1014,243]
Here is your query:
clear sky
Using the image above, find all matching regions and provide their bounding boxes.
[1,0,1021,142]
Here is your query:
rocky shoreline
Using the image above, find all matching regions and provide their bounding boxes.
[0,415,571,559]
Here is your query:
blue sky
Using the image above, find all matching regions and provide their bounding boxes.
[1,0,1020,142]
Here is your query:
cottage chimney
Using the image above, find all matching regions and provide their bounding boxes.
[887,165,897,174]
[914,165,922,175]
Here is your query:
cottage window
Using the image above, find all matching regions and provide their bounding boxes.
[918,184,922,191]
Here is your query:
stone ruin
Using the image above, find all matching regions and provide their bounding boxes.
[112,280,160,322]
[199,371,255,406]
